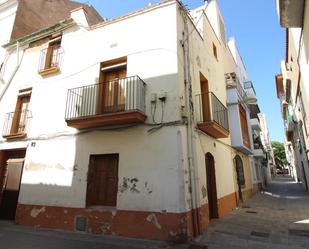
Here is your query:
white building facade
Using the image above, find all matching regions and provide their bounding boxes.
[0,0,263,241]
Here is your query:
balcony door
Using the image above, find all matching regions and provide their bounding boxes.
[200,73,210,122]
[11,95,30,135]
[102,68,126,113]
[99,58,127,115]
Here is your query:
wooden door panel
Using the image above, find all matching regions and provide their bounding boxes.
[11,95,30,135]
[200,75,210,122]
[101,68,127,114]
[205,154,218,220]
[0,156,25,220]
[86,154,118,207]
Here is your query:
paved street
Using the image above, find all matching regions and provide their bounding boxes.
[197,176,309,249]
[1,177,309,249]
[0,220,177,249]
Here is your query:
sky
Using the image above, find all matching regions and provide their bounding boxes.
[80,0,286,142]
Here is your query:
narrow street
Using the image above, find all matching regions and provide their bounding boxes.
[197,176,309,249]
[0,220,177,249]
[1,177,309,249]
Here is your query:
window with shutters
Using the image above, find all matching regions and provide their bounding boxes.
[3,88,32,139]
[239,104,250,148]
[86,154,119,207]
[38,36,63,76]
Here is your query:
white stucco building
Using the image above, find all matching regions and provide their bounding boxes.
[276,0,309,189]
[0,0,264,241]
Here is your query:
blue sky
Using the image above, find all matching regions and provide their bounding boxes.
[82,0,285,142]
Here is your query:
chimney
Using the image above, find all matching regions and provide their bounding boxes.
[70,6,89,27]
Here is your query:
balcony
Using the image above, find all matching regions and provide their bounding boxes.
[277,0,305,27]
[65,75,146,129]
[38,46,63,76]
[244,81,257,104]
[253,136,265,158]
[285,104,297,131]
[196,92,229,138]
[3,110,32,139]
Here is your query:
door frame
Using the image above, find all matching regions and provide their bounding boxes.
[0,148,26,220]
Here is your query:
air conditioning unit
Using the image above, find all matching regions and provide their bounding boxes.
[225,72,238,88]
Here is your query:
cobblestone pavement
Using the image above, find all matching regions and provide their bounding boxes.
[196,176,309,249]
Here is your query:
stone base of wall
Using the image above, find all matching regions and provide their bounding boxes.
[16,204,191,242]
[15,193,237,242]
[218,192,237,217]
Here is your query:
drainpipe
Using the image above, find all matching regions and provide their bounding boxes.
[0,42,24,101]
[181,11,200,237]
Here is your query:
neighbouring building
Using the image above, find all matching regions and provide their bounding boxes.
[258,113,275,184]
[0,0,264,241]
[275,0,309,189]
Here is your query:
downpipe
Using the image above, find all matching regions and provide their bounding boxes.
[182,16,201,237]
[0,42,25,101]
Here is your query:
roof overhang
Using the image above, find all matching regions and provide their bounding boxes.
[2,18,76,50]
[277,0,305,27]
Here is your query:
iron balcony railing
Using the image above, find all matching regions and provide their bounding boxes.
[3,110,32,137]
[196,92,229,131]
[65,75,146,120]
[38,46,63,72]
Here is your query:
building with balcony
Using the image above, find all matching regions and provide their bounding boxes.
[0,0,263,242]
[275,0,309,189]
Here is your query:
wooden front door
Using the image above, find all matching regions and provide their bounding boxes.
[0,150,26,220]
[86,154,119,207]
[200,73,210,122]
[205,153,218,220]
[101,68,126,114]
[11,95,30,135]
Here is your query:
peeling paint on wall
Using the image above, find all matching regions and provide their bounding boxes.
[146,213,161,230]
[118,177,140,193]
[144,181,153,194]
[101,222,111,234]
[201,185,207,199]
[30,207,46,218]
[25,162,73,171]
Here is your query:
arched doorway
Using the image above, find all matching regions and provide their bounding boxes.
[205,153,218,219]
[235,155,245,203]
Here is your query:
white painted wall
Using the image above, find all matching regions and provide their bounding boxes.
[0,0,255,216]
[0,2,188,213]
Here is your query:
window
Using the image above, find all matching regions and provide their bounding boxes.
[98,57,127,114]
[3,88,32,139]
[86,154,119,207]
[38,36,63,76]
[299,92,309,137]
[239,104,250,148]
[212,43,218,60]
